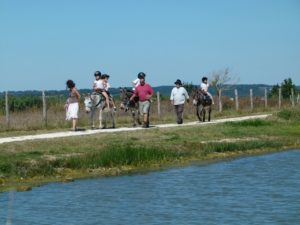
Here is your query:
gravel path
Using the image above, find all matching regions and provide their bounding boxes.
[0,114,271,145]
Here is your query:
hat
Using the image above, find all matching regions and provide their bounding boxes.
[174,79,182,85]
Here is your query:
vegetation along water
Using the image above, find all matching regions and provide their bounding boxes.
[0,108,299,192]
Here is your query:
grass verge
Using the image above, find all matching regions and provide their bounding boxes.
[0,108,300,192]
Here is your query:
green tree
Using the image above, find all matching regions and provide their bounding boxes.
[270,78,297,99]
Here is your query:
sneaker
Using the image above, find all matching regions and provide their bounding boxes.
[113,107,117,112]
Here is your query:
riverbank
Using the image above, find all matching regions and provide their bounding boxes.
[0,108,300,192]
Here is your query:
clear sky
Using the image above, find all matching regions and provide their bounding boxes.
[0,0,299,91]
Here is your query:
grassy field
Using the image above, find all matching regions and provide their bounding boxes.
[0,107,300,192]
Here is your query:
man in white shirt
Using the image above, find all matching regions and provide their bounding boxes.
[170,79,189,124]
[200,77,214,104]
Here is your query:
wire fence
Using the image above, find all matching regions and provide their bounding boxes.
[0,88,299,131]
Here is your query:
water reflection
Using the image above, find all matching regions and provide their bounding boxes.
[1,150,300,225]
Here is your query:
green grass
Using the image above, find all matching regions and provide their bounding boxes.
[0,108,300,191]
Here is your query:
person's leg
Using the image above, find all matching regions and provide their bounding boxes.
[72,119,77,130]
[208,92,214,104]
[102,92,110,109]
[177,104,184,124]
[174,105,180,123]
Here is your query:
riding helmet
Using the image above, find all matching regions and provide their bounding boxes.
[202,77,208,82]
[94,71,102,77]
[138,72,146,79]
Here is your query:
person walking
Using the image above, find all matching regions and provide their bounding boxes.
[170,79,189,124]
[130,72,153,128]
[65,79,81,131]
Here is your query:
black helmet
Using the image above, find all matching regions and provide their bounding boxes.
[202,77,208,82]
[138,72,146,79]
[94,71,101,77]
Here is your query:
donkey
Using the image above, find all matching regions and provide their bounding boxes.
[119,87,141,127]
[191,88,212,122]
[84,93,116,129]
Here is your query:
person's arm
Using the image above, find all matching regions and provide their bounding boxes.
[146,84,154,100]
[170,88,174,105]
[130,89,137,101]
[184,88,189,102]
[74,88,81,100]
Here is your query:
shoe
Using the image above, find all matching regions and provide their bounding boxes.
[113,107,117,112]
[142,123,149,128]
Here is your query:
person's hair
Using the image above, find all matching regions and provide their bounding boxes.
[66,80,75,89]
[202,77,208,82]
[101,74,110,79]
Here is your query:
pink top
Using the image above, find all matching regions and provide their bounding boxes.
[134,83,154,102]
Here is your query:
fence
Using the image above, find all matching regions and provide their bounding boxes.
[1,88,299,130]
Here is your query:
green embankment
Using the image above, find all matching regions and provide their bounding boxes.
[0,108,300,192]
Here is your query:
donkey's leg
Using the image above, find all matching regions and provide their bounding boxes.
[99,109,103,129]
[202,108,206,122]
[91,108,95,129]
[208,107,211,122]
[111,110,116,128]
[132,110,136,127]
[196,105,202,121]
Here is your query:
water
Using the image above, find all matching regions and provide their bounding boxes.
[1,150,300,225]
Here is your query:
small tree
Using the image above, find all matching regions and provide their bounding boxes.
[210,68,237,112]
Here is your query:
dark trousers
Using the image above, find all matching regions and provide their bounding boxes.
[174,104,184,124]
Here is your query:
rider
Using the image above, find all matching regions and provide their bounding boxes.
[200,77,214,104]
[102,74,117,111]
[93,71,110,110]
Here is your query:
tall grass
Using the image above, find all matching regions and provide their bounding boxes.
[0,144,188,178]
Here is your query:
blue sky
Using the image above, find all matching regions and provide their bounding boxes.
[0,0,299,91]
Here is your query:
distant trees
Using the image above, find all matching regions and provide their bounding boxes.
[269,78,298,99]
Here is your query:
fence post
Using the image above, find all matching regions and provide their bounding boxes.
[5,91,10,127]
[234,89,239,111]
[218,89,222,112]
[264,88,268,108]
[291,88,295,107]
[278,88,282,109]
[297,93,300,105]
[157,91,161,120]
[42,90,47,127]
[250,89,253,111]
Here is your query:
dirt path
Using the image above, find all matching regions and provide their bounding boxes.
[0,114,271,145]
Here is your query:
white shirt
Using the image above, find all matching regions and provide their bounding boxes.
[200,82,209,92]
[93,80,104,90]
[170,87,189,105]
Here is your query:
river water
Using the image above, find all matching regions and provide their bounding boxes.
[1,150,300,225]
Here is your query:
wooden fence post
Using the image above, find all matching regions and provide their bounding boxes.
[157,91,161,120]
[42,90,47,127]
[250,89,253,111]
[218,89,222,112]
[291,88,295,107]
[264,88,268,108]
[5,91,10,127]
[234,89,239,111]
[297,93,300,105]
[278,88,282,109]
